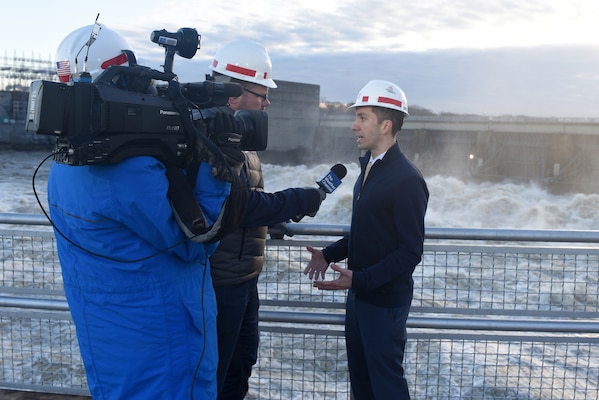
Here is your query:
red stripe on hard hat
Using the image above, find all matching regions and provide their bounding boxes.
[378,96,403,108]
[226,63,257,78]
[100,52,129,70]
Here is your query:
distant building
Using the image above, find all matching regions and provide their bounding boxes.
[0,53,55,124]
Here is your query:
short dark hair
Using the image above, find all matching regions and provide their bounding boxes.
[371,107,405,136]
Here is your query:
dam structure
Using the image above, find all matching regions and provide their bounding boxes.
[313,112,599,194]
[1,58,598,194]
[266,80,599,195]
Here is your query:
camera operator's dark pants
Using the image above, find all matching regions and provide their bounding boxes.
[215,276,260,400]
[345,291,411,399]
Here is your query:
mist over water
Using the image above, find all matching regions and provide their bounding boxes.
[263,163,599,230]
[1,149,599,231]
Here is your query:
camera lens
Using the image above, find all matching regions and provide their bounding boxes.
[234,110,268,151]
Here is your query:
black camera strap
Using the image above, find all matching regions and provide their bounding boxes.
[164,160,212,240]
[165,80,247,244]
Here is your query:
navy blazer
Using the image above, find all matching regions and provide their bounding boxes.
[323,143,429,307]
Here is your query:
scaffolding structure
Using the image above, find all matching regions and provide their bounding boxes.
[0,51,55,91]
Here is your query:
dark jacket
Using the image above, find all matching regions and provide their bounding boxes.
[210,151,322,286]
[322,143,429,307]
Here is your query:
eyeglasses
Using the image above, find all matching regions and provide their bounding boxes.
[243,87,269,103]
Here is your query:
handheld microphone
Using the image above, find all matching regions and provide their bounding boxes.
[292,164,347,222]
[316,163,347,194]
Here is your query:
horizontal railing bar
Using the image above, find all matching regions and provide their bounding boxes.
[260,310,599,334]
[0,295,69,311]
[275,222,599,243]
[4,296,599,334]
[260,310,345,325]
[262,301,599,319]
[425,227,599,243]
[410,306,599,319]
[260,299,345,309]
[3,212,599,243]
[409,316,599,333]
[0,213,51,226]
[0,383,89,397]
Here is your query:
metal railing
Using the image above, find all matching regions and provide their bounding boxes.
[1,213,598,399]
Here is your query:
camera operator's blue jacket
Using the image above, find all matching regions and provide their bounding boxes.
[48,156,230,400]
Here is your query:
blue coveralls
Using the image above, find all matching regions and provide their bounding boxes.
[48,156,230,399]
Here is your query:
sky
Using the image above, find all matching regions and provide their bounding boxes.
[2,0,599,118]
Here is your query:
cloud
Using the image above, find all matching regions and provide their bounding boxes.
[112,0,599,56]
[128,40,599,118]
[3,0,599,118]
[267,44,599,117]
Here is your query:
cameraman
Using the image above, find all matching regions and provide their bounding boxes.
[205,39,324,399]
[48,24,232,399]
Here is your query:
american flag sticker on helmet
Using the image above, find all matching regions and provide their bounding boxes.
[56,61,71,82]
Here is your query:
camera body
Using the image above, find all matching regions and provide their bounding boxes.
[25,27,268,167]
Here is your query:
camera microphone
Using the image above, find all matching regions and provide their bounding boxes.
[150,28,199,59]
[292,164,347,222]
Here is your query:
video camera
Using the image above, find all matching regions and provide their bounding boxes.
[25,27,268,167]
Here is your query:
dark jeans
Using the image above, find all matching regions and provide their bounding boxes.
[345,291,411,400]
[214,277,260,400]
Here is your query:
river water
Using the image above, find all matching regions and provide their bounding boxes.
[3,149,598,230]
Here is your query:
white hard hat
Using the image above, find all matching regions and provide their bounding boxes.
[55,24,134,82]
[208,39,277,88]
[348,80,409,115]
